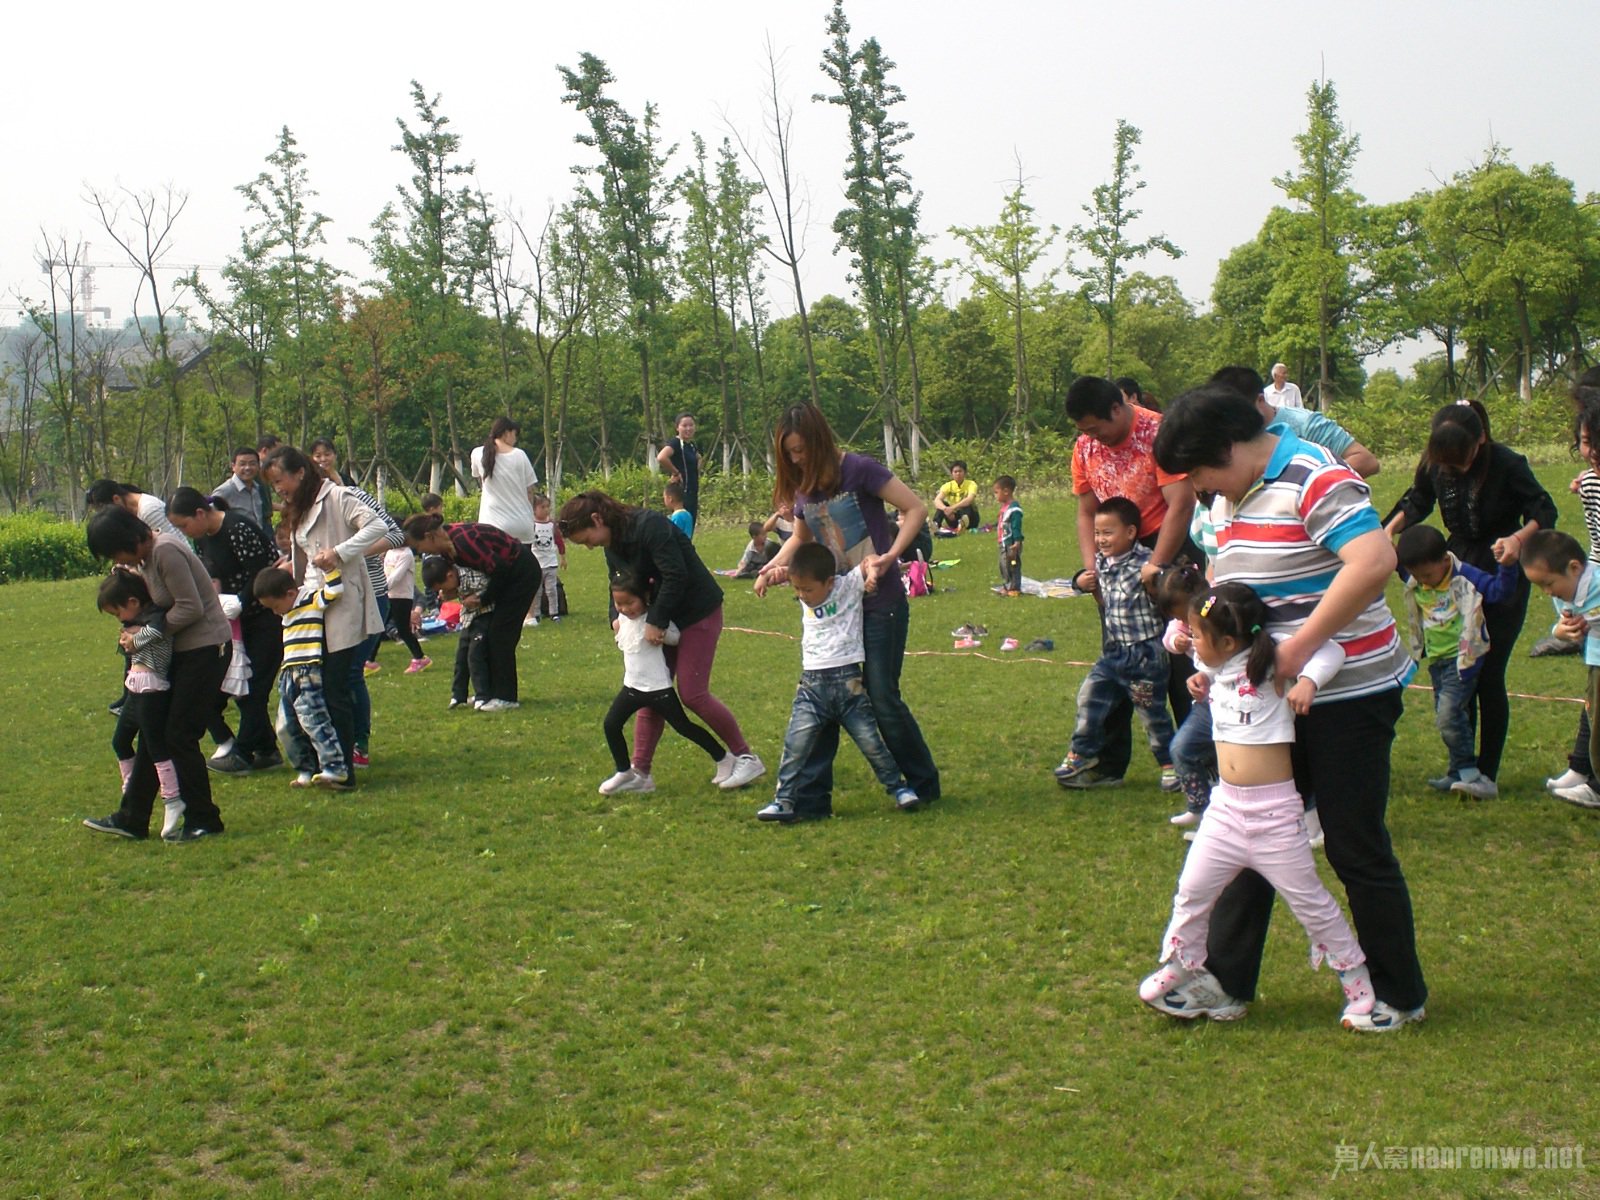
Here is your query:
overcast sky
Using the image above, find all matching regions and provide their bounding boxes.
[7,0,1596,376]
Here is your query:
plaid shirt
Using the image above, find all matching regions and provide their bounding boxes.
[446,522,522,575]
[1096,543,1163,650]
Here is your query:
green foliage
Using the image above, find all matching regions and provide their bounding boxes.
[0,512,97,583]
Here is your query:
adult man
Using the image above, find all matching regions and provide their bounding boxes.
[656,413,700,530]
[1209,366,1379,477]
[214,446,274,530]
[1264,363,1305,409]
[1067,376,1198,787]
[932,460,981,531]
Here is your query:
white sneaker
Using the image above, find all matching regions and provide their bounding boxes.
[711,754,735,786]
[524,616,539,627]
[599,769,642,795]
[610,770,655,794]
[477,699,521,713]
[719,753,766,790]
[1142,968,1247,1021]
[1547,768,1589,793]
[1304,807,1325,849]
[1552,781,1600,809]
[161,798,186,840]
[1342,999,1425,1032]
[290,771,315,788]
[1450,776,1498,800]
[1170,810,1200,827]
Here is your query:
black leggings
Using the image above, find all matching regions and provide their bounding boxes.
[604,685,724,772]
[112,689,173,764]
[376,597,426,660]
[1473,582,1529,781]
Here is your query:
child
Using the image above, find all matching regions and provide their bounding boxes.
[1523,530,1600,800]
[1138,582,1375,1026]
[1397,523,1520,798]
[599,572,733,795]
[97,571,185,840]
[528,495,567,623]
[420,493,444,517]
[993,475,1023,595]
[253,566,350,789]
[932,460,980,531]
[1545,389,1600,805]
[1157,563,1215,829]
[733,520,779,579]
[422,556,495,710]
[380,545,431,674]
[756,542,921,822]
[1056,496,1176,789]
[664,481,694,540]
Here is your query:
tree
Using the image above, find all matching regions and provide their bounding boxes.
[1068,119,1181,381]
[517,199,592,492]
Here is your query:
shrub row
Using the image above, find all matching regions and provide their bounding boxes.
[0,513,100,584]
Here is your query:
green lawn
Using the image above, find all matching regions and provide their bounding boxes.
[2,464,1598,1198]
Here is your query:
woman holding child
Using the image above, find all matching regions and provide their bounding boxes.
[1151,384,1426,1031]
[754,403,940,816]
[558,491,764,790]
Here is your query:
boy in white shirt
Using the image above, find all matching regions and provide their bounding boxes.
[757,543,921,823]
[527,495,567,624]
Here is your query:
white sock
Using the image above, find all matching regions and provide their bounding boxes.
[212,739,235,759]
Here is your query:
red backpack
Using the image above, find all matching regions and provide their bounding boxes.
[903,555,931,598]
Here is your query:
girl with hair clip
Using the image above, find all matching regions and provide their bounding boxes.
[1138,582,1375,1025]
[1155,563,1215,835]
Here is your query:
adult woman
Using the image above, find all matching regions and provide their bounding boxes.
[472,418,540,625]
[325,474,404,764]
[753,404,940,816]
[86,480,180,539]
[263,446,391,785]
[309,438,357,488]
[169,487,284,773]
[1152,384,1425,1030]
[402,514,541,710]
[1384,400,1556,793]
[83,507,231,841]
[557,491,762,787]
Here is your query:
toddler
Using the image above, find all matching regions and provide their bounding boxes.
[756,542,921,822]
[1157,563,1215,830]
[993,475,1023,595]
[1523,530,1600,796]
[422,556,495,710]
[528,494,566,623]
[1056,496,1175,790]
[1138,582,1374,1026]
[379,545,431,673]
[253,567,350,789]
[98,571,185,840]
[1397,524,1519,798]
[599,573,732,795]
[1545,389,1600,806]
[664,481,694,540]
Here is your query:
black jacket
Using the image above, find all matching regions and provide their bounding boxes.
[605,509,723,629]
[1397,441,1557,573]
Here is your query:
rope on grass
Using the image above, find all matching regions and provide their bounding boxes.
[722,626,1586,706]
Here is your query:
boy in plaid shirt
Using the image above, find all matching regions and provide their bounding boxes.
[1057,495,1175,789]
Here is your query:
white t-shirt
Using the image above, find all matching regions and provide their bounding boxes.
[1200,636,1344,746]
[136,492,180,539]
[529,519,561,570]
[1264,379,1305,409]
[383,547,417,599]
[799,568,867,671]
[470,444,538,543]
[614,612,681,692]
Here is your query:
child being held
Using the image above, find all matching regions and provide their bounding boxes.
[1397,524,1520,799]
[98,571,185,840]
[756,542,922,823]
[993,475,1023,595]
[1138,582,1375,1026]
[598,572,733,795]
[253,566,350,789]
[1156,563,1216,831]
[733,521,780,579]
[1056,496,1175,790]
[664,481,694,540]
[423,556,495,710]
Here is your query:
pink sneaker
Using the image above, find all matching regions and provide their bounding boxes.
[1001,637,1020,651]
[363,661,381,675]
[404,656,432,675]
[953,637,981,649]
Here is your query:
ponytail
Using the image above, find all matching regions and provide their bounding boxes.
[402,512,446,545]
[1190,581,1278,688]
[483,417,519,481]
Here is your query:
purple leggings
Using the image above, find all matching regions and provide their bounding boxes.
[631,606,751,771]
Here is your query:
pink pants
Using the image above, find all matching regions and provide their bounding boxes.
[1158,778,1366,973]
[632,606,751,771]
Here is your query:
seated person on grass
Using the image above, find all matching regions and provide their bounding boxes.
[932,461,980,532]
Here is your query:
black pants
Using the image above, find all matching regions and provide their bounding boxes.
[452,623,492,704]
[322,645,359,786]
[604,685,723,772]
[118,644,228,834]
[112,689,172,764]
[1473,580,1529,780]
[1204,688,1427,1011]
[934,506,979,531]
[1567,706,1593,778]
[484,547,541,702]
[235,608,283,763]
[377,597,426,660]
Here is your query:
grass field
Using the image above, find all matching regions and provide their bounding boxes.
[3,464,1599,1198]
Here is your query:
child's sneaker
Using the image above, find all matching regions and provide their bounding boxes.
[756,798,798,823]
[1138,962,1192,1005]
[404,656,432,674]
[363,661,381,674]
[449,698,469,710]
[524,615,539,627]
[1142,968,1247,1021]
[290,771,315,788]
[1337,963,1375,1016]
[953,636,981,649]
[160,798,186,841]
[1159,765,1180,792]
[1170,809,1200,827]
[1053,752,1098,784]
[1342,999,1425,1033]
[1547,768,1589,793]
[1000,637,1019,651]
[312,769,351,790]
[949,622,977,638]
[894,787,923,812]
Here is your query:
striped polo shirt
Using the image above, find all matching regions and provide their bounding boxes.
[1211,431,1412,703]
[281,569,343,668]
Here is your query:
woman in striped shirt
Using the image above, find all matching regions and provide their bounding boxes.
[1153,384,1427,1033]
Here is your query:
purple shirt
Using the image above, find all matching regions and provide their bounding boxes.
[794,452,903,612]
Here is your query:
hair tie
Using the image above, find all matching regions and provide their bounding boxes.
[1250,623,1262,634]
[1455,398,1472,406]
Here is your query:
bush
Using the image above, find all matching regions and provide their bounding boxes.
[0,512,98,584]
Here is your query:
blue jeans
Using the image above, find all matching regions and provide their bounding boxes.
[1428,658,1481,778]
[775,665,905,801]
[1170,699,1216,812]
[788,596,940,815]
[277,665,345,774]
[350,593,390,751]
[1070,640,1174,767]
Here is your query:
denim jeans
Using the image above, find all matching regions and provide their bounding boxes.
[998,546,1022,592]
[774,665,906,801]
[787,596,940,815]
[1169,699,1216,812]
[1428,658,1481,778]
[1070,639,1175,767]
[277,665,345,774]
[350,594,390,750]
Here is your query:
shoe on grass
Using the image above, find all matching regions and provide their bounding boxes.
[290,771,315,788]
[1141,969,1247,1021]
[607,769,655,794]
[1529,634,1582,658]
[1342,999,1425,1032]
[1450,776,1498,800]
[83,812,145,840]
[404,656,432,674]
[599,768,643,795]
[170,822,223,844]
[1138,962,1192,1005]
[1426,774,1458,792]
[1552,781,1600,809]
[207,751,253,776]
[363,661,381,674]
[477,699,521,713]
[1546,768,1589,793]
[711,754,735,786]
[756,798,799,823]
[894,787,924,812]
[252,749,284,772]
[719,754,766,790]
[352,749,370,767]
[1159,766,1180,793]
[1170,809,1199,827]
[160,798,186,841]
[313,770,351,790]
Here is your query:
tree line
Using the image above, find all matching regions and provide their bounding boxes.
[3,1,1597,517]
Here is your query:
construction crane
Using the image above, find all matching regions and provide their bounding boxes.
[37,245,221,326]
